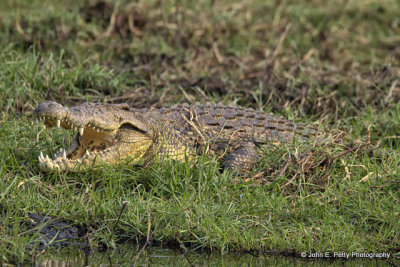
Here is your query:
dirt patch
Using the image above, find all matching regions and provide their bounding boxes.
[2,1,400,120]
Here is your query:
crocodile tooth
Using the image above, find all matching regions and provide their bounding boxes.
[57,119,61,128]
[86,150,90,156]
[79,127,84,136]
[96,128,100,132]
[46,155,50,161]
[63,150,67,159]
[38,155,42,162]
[74,127,77,131]
[40,151,45,161]
[54,153,57,160]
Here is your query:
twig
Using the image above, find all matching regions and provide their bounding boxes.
[384,79,398,104]
[134,212,153,262]
[278,161,290,178]
[181,110,206,144]
[15,14,29,39]
[263,23,291,83]
[128,11,143,36]
[103,2,119,38]
[212,42,224,63]
[109,201,128,244]
[245,171,266,182]
[331,144,366,160]
[359,172,374,183]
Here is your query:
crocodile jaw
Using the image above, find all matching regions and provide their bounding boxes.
[36,120,116,172]
[34,102,152,172]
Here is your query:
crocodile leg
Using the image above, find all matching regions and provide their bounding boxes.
[222,143,259,171]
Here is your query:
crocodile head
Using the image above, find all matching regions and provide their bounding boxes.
[34,101,153,172]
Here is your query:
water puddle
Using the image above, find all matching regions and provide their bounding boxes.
[34,245,396,266]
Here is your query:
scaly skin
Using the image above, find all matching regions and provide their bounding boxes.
[33,101,321,172]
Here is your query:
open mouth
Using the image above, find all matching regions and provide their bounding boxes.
[34,101,153,172]
[36,115,118,172]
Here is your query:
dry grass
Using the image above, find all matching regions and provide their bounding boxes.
[1,0,400,264]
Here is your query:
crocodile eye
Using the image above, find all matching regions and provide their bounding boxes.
[115,103,130,110]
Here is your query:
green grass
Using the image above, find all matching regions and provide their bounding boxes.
[1,0,400,265]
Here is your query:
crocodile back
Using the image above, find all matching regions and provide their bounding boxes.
[138,103,320,146]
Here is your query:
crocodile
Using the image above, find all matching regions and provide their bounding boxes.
[33,101,322,173]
